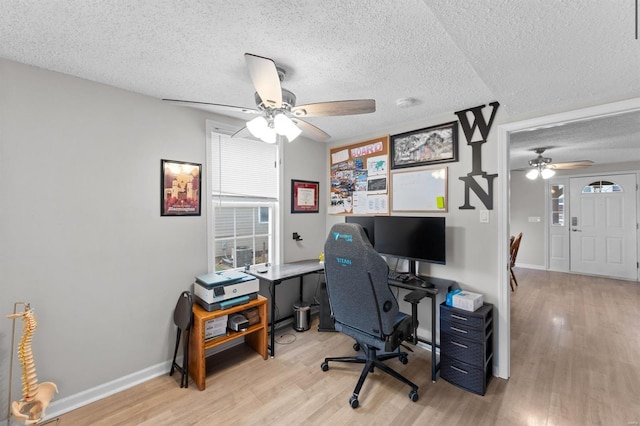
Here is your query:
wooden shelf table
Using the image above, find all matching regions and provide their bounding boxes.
[188,295,268,390]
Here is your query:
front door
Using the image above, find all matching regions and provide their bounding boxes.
[569,174,638,280]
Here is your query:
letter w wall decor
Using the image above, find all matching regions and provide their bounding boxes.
[455,101,500,210]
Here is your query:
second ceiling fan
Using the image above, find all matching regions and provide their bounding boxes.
[164,53,376,143]
[526,147,593,180]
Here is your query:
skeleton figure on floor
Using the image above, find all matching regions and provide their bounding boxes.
[7,305,58,425]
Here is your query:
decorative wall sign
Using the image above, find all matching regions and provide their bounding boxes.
[455,101,500,210]
[161,159,202,216]
[390,121,458,169]
[291,179,319,213]
[329,136,390,215]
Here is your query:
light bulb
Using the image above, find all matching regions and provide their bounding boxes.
[260,127,277,144]
[526,169,540,180]
[274,114,302,142]
[541,167,556,179]
[246,116,268,139]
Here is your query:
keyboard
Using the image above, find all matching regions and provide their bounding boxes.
[388,271,434,288]
[388,271,410,282]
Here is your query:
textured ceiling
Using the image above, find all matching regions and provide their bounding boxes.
[1,1,639,166]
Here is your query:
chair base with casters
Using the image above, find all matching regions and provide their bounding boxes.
[321,343,419,408]
[169,291,193,388]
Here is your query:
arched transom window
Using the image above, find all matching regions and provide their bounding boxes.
[581,180,623,193]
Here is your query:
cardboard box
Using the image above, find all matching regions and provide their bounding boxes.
[446,289,462,306]
[205,315,228,340]
[452,291,483,312]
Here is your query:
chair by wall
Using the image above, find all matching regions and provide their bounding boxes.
[169,291,193,388]
[510,232,523,291]
[320,223,419,408]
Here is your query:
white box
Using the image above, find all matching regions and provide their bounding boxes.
[452,291,483,312]
[205,315,228,340]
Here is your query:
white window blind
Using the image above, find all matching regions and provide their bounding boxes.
[211,134,278,201]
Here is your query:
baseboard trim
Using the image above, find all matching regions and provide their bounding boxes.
[43,360,171,420]
[515,263,546,270]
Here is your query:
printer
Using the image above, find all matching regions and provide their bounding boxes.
[194,270,259,312]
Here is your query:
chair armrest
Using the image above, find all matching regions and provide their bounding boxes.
[403,290,428,304]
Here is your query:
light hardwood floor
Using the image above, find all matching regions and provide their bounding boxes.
[59,269,640,425]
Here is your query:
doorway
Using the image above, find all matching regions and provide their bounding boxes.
[497,97,640,380]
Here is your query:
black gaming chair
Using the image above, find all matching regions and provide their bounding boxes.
[169,291,193,388]
[320,223,419,408]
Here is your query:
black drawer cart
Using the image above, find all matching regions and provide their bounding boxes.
[439,302,493,395]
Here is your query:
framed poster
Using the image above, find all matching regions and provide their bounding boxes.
[291,179,319,213]
[391,121,458,169]
[161,159,202,216]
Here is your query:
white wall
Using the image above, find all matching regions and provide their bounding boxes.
[509,170,546,268]
[0,59,211,418]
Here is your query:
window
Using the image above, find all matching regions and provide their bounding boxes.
[209,133,279,271]
[581,180,622,193]
[550,184,565,226]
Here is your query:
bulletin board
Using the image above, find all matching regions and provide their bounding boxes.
[329,136,390,215]
[391,167,448,212]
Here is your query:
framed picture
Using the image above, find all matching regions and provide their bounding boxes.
[291,179,319,213]
[390,121,458,169]
[161,159,202,216]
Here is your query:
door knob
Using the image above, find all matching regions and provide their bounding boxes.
[571,228,582,232]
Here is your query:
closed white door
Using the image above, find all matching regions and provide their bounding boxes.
[569,174,637,280]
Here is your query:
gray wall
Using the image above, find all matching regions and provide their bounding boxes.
[0,58,330,419]
[0,59,212,416]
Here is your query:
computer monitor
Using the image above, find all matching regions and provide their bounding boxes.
[345,216,375,246]
[373,216,446,266]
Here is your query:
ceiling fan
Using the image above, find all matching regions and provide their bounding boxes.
[163,53,376,143]
[525,148,593,180]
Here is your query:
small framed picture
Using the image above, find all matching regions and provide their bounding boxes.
[291,179,319,213]
[390,121,458,169]
[161,159,202,216]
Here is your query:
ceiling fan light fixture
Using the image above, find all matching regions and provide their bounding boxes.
[247,116,269,139]
[526,169,540,180]
[540,167,556,179]
[261,126,277,144]
[273,113,302,142]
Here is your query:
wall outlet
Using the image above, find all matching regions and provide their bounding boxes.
[528,216,541,223]
[480,210,489,223]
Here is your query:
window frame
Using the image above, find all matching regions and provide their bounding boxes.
[206,124,281,272]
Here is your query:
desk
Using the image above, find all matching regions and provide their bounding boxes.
[389,276,456,382]
[189,295,268,391]
[247,259,324,357]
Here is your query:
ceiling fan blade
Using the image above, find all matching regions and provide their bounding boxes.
[163,99,260,115]
[291,118,331,141]
[551,160,594,170]
[291,99,376,117]
[231,126,253,139]
[245,53,282,109]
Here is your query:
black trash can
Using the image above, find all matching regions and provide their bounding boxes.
[293,302,311,332]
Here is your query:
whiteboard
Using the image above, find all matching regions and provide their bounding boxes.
[391,167,447,212]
